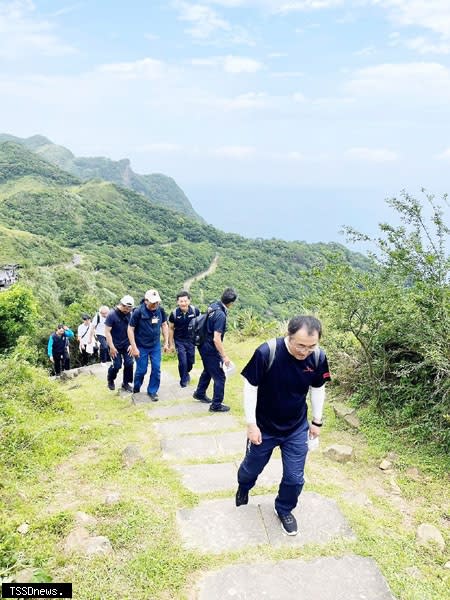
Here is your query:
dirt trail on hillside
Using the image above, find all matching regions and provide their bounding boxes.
[183,253,219,291]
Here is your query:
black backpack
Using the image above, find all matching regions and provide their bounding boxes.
[188,308,215,347]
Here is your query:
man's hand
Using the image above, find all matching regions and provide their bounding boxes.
[127,345,137,357]
[222,355,231,367]
[49,356,54,363]
[309,422,322,438]
[247,423,262,445]
[109,345,118,359]
[163,342,170,354]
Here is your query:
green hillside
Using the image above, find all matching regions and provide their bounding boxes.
[0,140,370,325]
[0,133,203,222]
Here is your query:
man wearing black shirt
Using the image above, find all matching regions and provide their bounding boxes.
[104,295,135,392]
[168,291,200,387]
[236,315,331,536]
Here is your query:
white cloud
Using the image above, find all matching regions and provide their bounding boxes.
[374,0,450,39]
[191,54,263,72]
[404,36,450,55]
[345,147,399,162]
[353,45,376,57]
[436,148,450,161]
[219,92,269,110]
[212,145,257,158]
[136,143,183,153]
[0,0,76,58]
[345,62,450,103]
[98,58,166,80]
[272,0,344,14]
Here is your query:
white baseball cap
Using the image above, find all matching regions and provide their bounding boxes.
[119,295,135,307]
[144,289,161,303]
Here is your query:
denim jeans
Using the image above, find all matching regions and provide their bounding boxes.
[133,344,161,394]
[196,348,226,407]
[237,421,309,514]
[96,335,110,363]
[108,348,133,386]
[175,338,195,385]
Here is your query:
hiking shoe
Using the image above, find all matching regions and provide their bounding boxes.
[209,404,230,413]
[121,383,133,393]
[235,486,249,507]
[107,380,115,391]
[274,507,298,536]
[148,393,159,402]
[193,391,212,403]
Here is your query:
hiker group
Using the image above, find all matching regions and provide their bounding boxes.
[48,287,238,411]
[48,291,332,537]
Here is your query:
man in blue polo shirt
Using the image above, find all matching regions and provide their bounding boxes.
[235,315,331,536]
[192,287,238,412]
[104,295,135,392]
[128,289,169,401]
[168,290,200,387]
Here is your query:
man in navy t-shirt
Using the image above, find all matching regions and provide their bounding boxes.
[104,295,135,392]
[192,287,238,412]
[168,290,200,387]
[236,315,331,536]
[128,289,169,401]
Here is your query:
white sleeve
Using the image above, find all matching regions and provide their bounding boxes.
[243,379,258,424]
[310,385,325,421]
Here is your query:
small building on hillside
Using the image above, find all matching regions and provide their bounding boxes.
[0,264,20,288]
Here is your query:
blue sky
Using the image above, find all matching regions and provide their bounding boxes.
[1,0,450,244]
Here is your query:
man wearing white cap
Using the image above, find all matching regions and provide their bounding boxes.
[128,289,169,401]
[104,295,135,392]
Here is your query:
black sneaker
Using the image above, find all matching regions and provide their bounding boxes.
[274,507,298,536]
[235,486,249,507]
[193,391,212,403]
[121,383,133,393]
[107,381,115,391]
[209,404,230,412]
[148,393,159,402]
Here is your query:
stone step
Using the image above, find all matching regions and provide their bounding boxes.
[177,492,355,553]
[161,431,245,460]
[155,414,239,436]
[174,459,283,493]
[192,555,395,599]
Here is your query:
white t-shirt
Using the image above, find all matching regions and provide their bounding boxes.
[92,314,107,337]
[78,323,90,347]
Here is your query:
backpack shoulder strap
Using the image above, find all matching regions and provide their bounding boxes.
[314,346,323,369]
[266,338,277,372]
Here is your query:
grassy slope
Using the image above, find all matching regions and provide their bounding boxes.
[1,339,448,599]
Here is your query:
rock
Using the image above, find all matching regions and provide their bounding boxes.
[333,403,355,418]
[416,523,446,551]
[379,459,392,471]
[343,413,360,429]
[444,561,450,569]
[121,444,144,468]
[17,491,27,501]
[404,566,422,580]
[67,383,81,390]
[405,467,422,481]
[108,421,123,427]
[17,522,29,534]
[74,511,98,527]
[104,492,121,505]
[79,425,91,433]
[63,527,113,556]
[14,568,35,583]
[324,444,354,463]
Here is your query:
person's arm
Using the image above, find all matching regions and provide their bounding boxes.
[64,328,74,338]
[213,330,231,366]
[168,322,175,350]
[48,336,53,360]
[161,321,169,353]
[105,325,118,359]
[127,325,140,357]
[309,386,326,438]
[244,379,261,444]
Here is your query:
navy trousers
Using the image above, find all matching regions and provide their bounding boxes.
[196,348,226,407]
[97,335,110,363]
[237,422,309,515]
[108,348,133,386]
[175,338,195,385]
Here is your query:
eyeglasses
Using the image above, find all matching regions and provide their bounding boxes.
[288,339,318,353]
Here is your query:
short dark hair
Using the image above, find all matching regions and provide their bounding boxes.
[221,287,238,305]
[57,323,64,330]
[288,315,322,339]
[177,290,191,300]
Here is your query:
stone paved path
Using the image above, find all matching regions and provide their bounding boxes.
[88,363,396,599]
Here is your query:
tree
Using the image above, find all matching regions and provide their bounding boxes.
[0,284,40,351]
